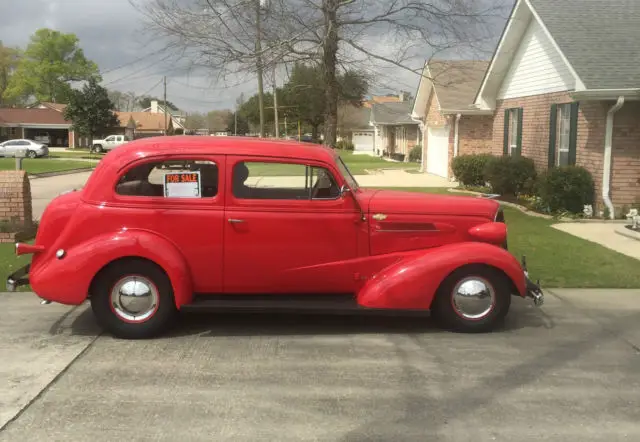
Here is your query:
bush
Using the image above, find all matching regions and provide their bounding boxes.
[484,155,537,196]
[536,166,595,214]
[451,154,494,187]
[390,153,405,162]
[336,140,355,151]
[409,145,422,162]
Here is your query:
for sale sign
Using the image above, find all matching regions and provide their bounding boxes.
[163,171,201,198]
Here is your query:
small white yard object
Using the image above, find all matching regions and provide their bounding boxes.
[626,208,639,230]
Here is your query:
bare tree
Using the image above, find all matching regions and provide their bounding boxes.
[133,0,509,146]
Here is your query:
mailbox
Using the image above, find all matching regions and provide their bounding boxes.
[14,148,27,170]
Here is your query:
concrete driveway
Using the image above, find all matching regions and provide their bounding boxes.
[1,289,639,441]
[30,172,92,220]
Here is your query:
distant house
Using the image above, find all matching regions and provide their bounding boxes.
[337,105,375,154]
[0,106,72,147]
[370,100,419,159]
[411,60,492,179]
[141,100,186,130]
[473,0,640,215]
[114,111,177,138]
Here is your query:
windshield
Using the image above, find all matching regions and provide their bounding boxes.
[336,155,359,191]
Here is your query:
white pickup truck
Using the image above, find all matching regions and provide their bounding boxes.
[91,135,128,153]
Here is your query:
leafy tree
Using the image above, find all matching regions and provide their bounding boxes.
[137,96,178,111]
[239,92,276,129]
[226,111,250,135]
[0,42,21,107]
[185,112,207,130]
[5,28,99,103]
[282,63,367,142]
[63,77,120,143]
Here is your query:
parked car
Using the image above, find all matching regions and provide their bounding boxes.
[7,136,544,339]
[91,134,128,153]
[0,139,49,158]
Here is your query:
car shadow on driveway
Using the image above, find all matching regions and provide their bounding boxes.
[67,297,553,339]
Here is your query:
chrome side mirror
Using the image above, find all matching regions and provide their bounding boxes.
[339,184,350,196]
[340,184,365,222]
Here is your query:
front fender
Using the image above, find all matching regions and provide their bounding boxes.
[357,242,526,310]
[30,229,193,308]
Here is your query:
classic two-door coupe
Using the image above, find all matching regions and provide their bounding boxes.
[7,136,543,339]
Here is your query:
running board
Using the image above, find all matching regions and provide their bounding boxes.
[181,294,430,317]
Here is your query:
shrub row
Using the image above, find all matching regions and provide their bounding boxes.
[451,153,595,214]
[336,140,355,151]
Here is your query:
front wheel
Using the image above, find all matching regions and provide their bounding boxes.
[432,264,511,333]
[90,259,177,339]
[92,144,103,153]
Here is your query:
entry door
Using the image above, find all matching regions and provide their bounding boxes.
[223,156,361,294]
[427,126,450,178]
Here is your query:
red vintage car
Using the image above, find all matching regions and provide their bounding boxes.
[7,136,544,339]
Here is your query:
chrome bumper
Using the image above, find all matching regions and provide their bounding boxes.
[522,255,544,307]
[6,264,30,292]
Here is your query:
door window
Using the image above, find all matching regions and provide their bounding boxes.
[232,161,340,200]
[105,136,115,142]
[116,159,219,198]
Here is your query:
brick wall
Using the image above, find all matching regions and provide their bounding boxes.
[0,171,33,243]
[493,92,640,211]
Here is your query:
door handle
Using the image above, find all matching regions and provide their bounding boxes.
[228,218,245,224]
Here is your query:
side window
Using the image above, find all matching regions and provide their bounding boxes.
[232,161,340,200]
[116,159,218,198]
[105,136,115,142]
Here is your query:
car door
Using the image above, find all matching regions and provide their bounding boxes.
[223,155,361,294]
[104,135,115,149]
[0,141,12,157]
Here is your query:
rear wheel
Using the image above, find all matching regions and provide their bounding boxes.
[90,259,177,339]
[432,265,511,333]
[27,150,37,158]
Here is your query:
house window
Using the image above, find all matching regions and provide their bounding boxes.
[9,128,17,136]
[556,104,571,166]
[503,108,522,156]
[549,102,578,168]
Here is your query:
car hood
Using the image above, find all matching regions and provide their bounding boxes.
[364,189,500,219]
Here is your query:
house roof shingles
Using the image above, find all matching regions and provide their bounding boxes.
[116,112,172,131]
[0,108,71,125]
[370,101,416,125]
[428,60,490,110]
[530,0,640,90]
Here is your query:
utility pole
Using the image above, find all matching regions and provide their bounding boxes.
[284,115,287,138]
[255,0,265,138]
[234,111,238,136]
[163,76,168,135]
[273,69,279,138]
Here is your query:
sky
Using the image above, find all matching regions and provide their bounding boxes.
[0,0,511,114]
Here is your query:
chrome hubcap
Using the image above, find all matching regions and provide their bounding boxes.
[451,277,495,320]
[110,276,158,323]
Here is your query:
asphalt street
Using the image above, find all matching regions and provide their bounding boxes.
[1,289,639,441]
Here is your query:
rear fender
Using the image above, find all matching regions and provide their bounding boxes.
[357,242,526,310]
[31,229,193,308]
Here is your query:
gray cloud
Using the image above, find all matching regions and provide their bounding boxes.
[0,0,510,112]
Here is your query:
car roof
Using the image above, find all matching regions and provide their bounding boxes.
[106,135,338,164]
[82,136,340,202]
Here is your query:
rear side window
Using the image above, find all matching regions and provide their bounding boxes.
[232,161,340,200]
[116,159,218,198]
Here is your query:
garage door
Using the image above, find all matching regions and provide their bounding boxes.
[352,132,374,152]
[427,126,449,178]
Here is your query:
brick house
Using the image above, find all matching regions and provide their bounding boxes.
[473,0,640,216]
[370,101,420,159]
[0,106,73,147]
[411,60,493,179]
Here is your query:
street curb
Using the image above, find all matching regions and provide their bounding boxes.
[29,168,95,179]
[614,226,640,241]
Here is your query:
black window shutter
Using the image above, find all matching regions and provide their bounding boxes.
[568,101,579,165]
[548,104,558,168]
[503,109,510,155]
[516,107,523,156]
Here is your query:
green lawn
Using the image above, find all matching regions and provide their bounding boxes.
[51,151,103,161]
[0,158,95,174]
[385,187,640,288]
